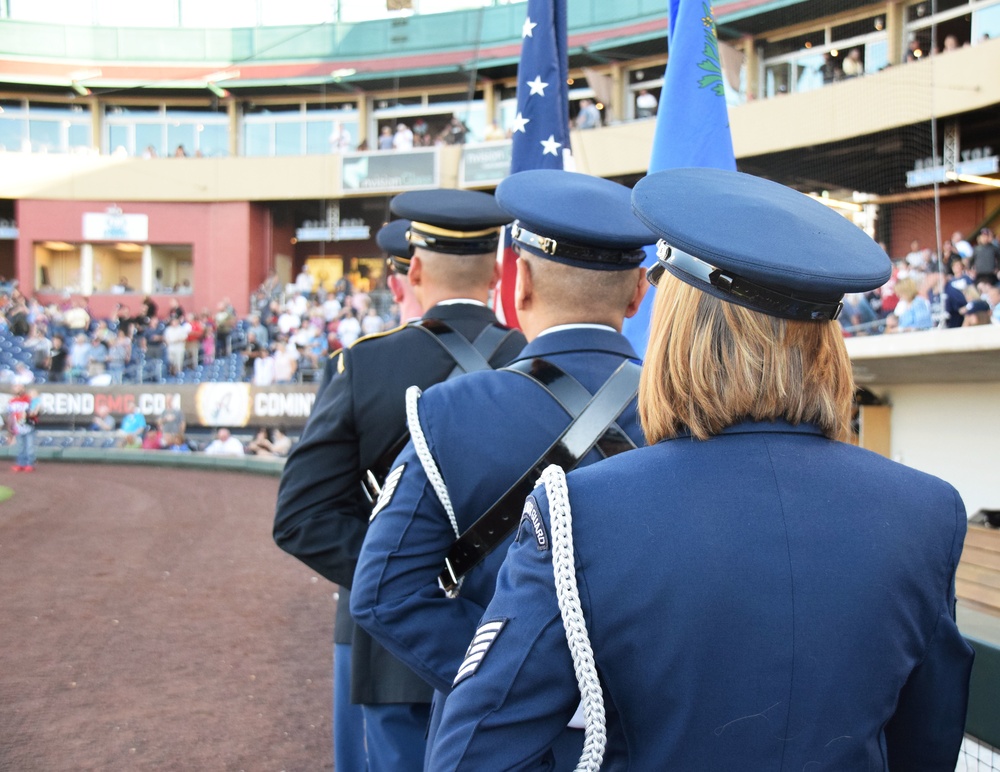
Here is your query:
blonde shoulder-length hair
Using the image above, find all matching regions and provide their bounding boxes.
[639,277,855,443]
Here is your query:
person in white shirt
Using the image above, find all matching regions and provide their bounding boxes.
[288,291,310,319]
[336,309,362,348]
[203,428,246,456]
[163,316,191,375]
[11,362,35,386]
[273,339,299,384]
[905,240,929,270]
[323,296,343,322]
[952,231,974,260]
[841,48,864,77]
[361,307,384,336]
[295,268,314,298]
[253,350,276,386]
[290,321,315,352]
[277,309,301,337]
[636,89,658,118]
[330,122,352,153]
[393,123,414,150]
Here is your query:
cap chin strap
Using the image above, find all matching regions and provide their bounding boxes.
[511,223,645,267]
[386,256,411,275]
[653,240,844,322]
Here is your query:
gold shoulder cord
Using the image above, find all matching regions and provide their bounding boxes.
[351,321,408,348]
[333,320,412,374]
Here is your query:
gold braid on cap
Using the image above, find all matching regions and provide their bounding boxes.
[409,222,501,240]
[407,221,503,255]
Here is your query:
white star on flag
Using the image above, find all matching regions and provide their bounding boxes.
[522,17,537,38]
[526,75,548,96]
[511,112,530,134]
[540,135,562,156]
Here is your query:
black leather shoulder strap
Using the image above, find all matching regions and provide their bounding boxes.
[505,358,638,459]
[411,318,514,378]
[361,319,516,503]
[471,324,520,369]
[438,359,641,594]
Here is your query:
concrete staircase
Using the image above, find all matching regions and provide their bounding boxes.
[958,525,1000,617]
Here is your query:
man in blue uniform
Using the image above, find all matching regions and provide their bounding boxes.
[273,191,525,772]
[428,168,975,771]
[350,170,653,769]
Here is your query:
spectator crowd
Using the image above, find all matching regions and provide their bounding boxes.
[1,228,998,394]
[1,222,998,455]
[839,227,1000,335]
[0,267,404,460]
[0,267,400,389]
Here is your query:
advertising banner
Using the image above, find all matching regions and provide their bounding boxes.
[341,148,438,194]
[0,384,317,430]
[460,141,512,187]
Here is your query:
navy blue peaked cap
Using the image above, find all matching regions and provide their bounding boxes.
[632,168,892,321]
[377,219,413,273]
[496,170,655,271]
[390,189,510,255]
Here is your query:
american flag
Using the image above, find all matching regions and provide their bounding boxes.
[510,0,570,173]
[496,0,571,327]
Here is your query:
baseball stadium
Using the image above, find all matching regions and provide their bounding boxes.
[1,0,999,768]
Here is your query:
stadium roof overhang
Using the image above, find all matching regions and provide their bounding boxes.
[0,13,673,99]
[738,104,1000,198]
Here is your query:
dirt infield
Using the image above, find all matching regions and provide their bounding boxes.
[0,463,335,771]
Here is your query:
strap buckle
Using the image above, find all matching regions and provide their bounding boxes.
[539,236,558,255]
[512,223,558,255]
[437,557,462,598]
[360,469,382,505]
[438,359,641,592]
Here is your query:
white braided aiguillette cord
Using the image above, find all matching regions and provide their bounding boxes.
[541,464,607,772]
[405,386,462,541]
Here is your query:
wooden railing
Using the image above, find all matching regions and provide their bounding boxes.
[959,525,1000,617]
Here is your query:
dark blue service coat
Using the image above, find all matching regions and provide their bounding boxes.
[429,421,974,771]
[273,301,524,704]
[350,327,644,697]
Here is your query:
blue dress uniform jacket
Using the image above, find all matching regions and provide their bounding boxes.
[350,327,644,694]
[429,421,974,771]
[273,301,525,704]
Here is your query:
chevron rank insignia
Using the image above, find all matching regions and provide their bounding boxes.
[516,495,549,551]
[453,619,507,687]
[370,463,405,521]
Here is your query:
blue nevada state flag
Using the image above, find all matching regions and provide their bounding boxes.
[622,0,737,355]
[495,0,571,327]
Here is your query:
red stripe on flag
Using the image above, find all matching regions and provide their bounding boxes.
[497,242,520,330]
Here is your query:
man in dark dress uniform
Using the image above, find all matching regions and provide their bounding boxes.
[274,191,525,771]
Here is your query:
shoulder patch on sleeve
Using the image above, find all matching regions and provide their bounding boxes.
[370,463,406,521]
[453,618,508,687]
[516,495,549,552]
